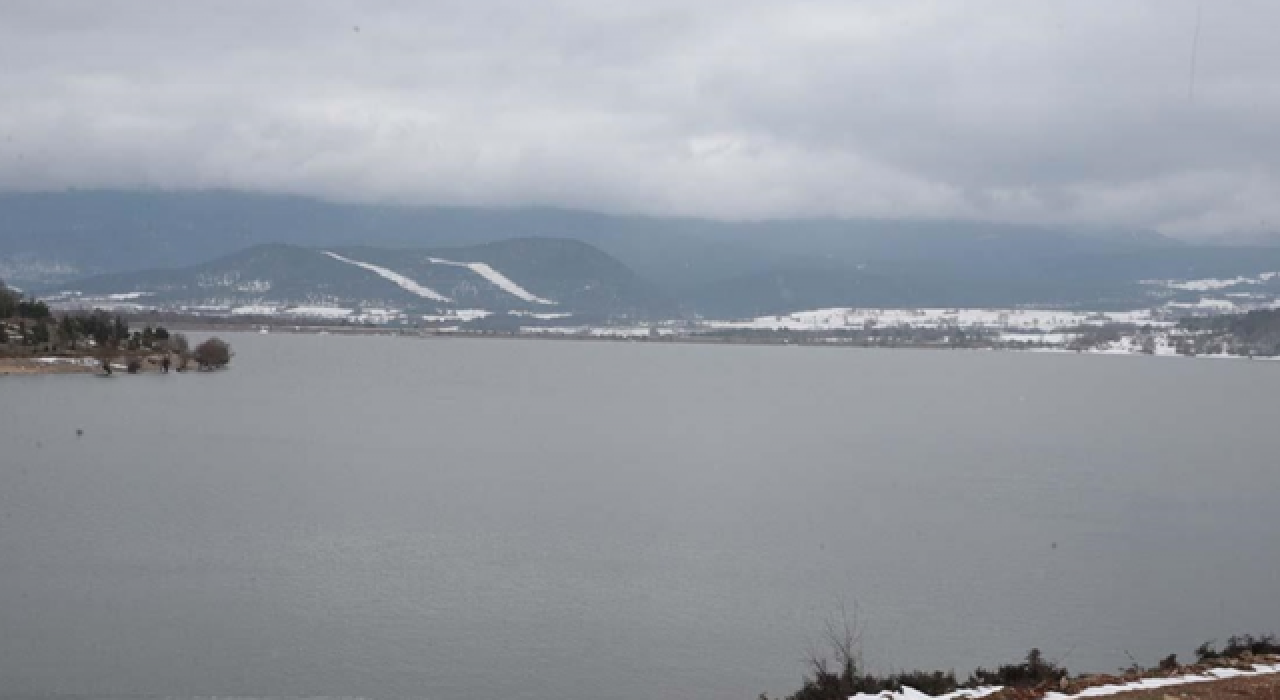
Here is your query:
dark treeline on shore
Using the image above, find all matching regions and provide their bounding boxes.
[3,279,232,373]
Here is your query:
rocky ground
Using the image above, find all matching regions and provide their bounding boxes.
[1117,674,1280,700]
[0,357,98,375]
[988,657,1280,700]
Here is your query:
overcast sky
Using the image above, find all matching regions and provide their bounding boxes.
[2,1,1278,237]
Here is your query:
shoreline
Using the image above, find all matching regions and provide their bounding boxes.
[770,638,1280,700]
[0,353,178,376]
[6,323,1276,376]
[849,658,1280,700]
[163,320,1280,360]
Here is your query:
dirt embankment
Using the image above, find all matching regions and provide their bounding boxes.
[0,354,176,376]
[989,657,1280,700]
[0,357,98,375]
[1115,673,1280,700]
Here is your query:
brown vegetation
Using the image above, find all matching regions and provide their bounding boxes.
[193,336,233,370]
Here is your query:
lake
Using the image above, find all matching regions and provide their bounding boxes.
[2,333,1278,700]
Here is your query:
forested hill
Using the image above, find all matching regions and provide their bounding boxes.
[0,190,1177,292]
[57,238,674,318]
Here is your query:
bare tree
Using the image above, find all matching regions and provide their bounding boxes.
[169,332,191,371]
[99,341,119,375]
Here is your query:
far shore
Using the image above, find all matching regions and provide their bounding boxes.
[151,318,1280,361]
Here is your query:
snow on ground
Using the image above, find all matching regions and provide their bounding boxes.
[706,308,1170,333]
[423,309,492,323]
[999,332,1075,344]
[35,357,99,366]
[351,308,406,323]
[324,251,452,302]
[104,292,152,300]
[508,310,573,320]
[521,325,674,338]
[427,257,556,305]
[851,686,1002,700]
[227,305,406,322]
[1086,336,1177,356]
[1149,272,1280,291]
[285,306,354,319]
[1043,664,1280,700]
[230,305,281,315]
[1167,298,1238,312]
[849,664,1280,700]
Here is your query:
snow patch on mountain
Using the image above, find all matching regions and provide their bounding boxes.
[324,251,452,302]
[427,257,555,305]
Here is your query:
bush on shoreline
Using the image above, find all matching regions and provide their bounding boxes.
[193,337,233,370]
[1197,635,1280,662]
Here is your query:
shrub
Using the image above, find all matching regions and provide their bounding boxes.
[780,610,961,700]
[170,333,191,370]
[193,337,233,370]
[968,648,1068,688]
[1197,635,1280,662]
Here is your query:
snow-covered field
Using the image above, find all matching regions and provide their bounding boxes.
[521,325,676,338]
[508,310,573,320]
[423,309,492,323]
[1145,271,1280,292]
[705,307,1173,333]
[34,357,99,366]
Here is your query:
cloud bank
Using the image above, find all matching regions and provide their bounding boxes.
[2,0,1279,236]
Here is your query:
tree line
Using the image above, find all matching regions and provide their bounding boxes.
[3,281,233,372]
[0,279,51,321]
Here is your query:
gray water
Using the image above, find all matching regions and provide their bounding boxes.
[2,333,1278,700]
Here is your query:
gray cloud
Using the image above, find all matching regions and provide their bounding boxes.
[2,0,1278,236]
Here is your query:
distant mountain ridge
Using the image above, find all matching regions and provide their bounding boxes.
[7,189,1280,317]
[1,190,1177,284]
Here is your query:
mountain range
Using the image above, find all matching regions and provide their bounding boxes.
[6,190,1280,318]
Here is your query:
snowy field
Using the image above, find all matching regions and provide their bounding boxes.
[704,307,1174,333]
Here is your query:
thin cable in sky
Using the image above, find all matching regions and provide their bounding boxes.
[1189,1,1203,102]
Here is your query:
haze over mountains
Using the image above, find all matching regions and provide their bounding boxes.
[6,190,1280,318]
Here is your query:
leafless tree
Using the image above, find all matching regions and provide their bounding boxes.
[170,332,191,371]
[99,341,119,375]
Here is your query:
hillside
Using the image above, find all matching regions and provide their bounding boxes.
[688,248,1280,316]
[0,190,1175,288]
[52,238,673,320]
[10,190,1280,316]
